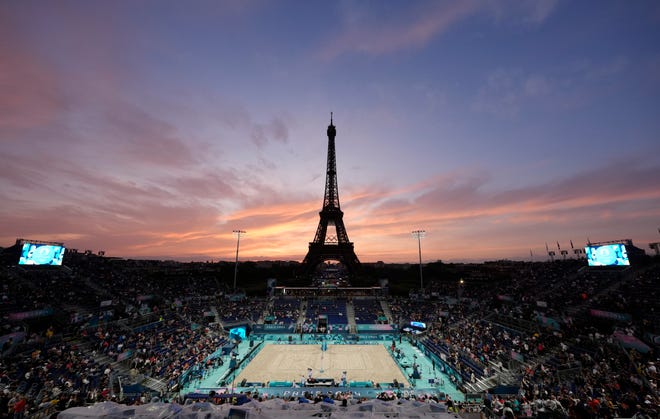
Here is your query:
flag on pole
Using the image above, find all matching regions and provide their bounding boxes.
[570,240,574,249]
[557,241,561,250]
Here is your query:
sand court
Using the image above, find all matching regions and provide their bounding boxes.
[236,344,410,387]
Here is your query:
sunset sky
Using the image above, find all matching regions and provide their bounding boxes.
[1,0,659,263]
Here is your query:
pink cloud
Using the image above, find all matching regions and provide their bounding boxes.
[319,0,561,61]
[522,0,560,24]
[250,116,290,148]
[0,24,68,135]
[336,160,660,261]
[167,171,242,201]
[319,1,479,60]
[485,0,560,26]
[2,142,658,263]
[98,102,197,167]
[0,3,202,172]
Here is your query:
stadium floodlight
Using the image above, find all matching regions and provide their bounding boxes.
[411,230,426,291]
[233,230,246,292]
[458,279,464,307]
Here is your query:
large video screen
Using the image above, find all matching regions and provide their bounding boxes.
[585,244,630,267]
[410,321,427,330]
[18,243,66,266]
[229,326,247,340]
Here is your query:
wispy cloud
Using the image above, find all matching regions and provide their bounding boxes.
[0,0,655,264]
[472,68,541,117]
[2,141,657,263]
[521,0,561,24]
[199,99,293,150]
[167,170,242,201]
[250,116,290,148]
[0,25,68,135]
[319,1,479,60]
[410,159,660,222]
[484,0,561,25]
[0,161,226,258]
[98,101,198,168]
[342,158,660,261]
[472,55,633,117]
[319,0,562,60]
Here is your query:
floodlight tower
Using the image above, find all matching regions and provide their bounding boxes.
[456,278,465,310]
[458,278,465,306]
[411,230,426,291]
[233,230,246,292]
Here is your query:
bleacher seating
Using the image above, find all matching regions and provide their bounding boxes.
[270,297,301,325]
[1,254,658,418]
[352,298,382,324]
[306,298,348,325]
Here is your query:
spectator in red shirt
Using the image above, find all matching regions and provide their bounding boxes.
[12,395,27,419]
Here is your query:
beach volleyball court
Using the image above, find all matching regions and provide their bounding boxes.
[236,344,410,387]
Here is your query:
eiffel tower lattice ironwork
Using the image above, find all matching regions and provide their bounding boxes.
[302,114,360,276]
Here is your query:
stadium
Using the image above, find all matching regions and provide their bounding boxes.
[1,231,659,419]
[4,1,660,416]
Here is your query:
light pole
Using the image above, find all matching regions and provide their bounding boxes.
[411,230,425,292]
[233,230,246,292]
[458,278,464,306]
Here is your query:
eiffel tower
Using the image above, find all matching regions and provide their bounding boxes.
[302,114,361,276]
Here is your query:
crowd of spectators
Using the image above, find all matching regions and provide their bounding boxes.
[0,338,113,417]
[178,388,600,418]
[0,256,257,417]
[305,298,348,325]
[352,297,385,324]
[267,297,301,325]
[87,313,229,392]
[410,261,658,418]
[0,253,658,418]
[218,299,266,323]
[184,388,452,407]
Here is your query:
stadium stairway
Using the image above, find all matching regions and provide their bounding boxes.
[462,348,558,394]
[209,306,224,329]
[140,376,168,394]
[68,339,136,399]
[462,376,494,394]
[379,299,393,324]
[261,299,274,323]
[463,360,515,394]
[92,349,133,378]
[501,346,565,390]
[297,299,308,325]
[345,300,356,332]
[87,342,169,395]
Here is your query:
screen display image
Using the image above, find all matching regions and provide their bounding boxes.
[585,244,630,266]
[229,326,247,340]
[19,243,66,266]
[410,321,427,330]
